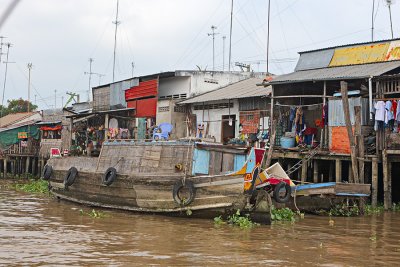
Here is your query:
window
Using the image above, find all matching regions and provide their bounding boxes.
[193,102,234,110]
[158,106,170,112]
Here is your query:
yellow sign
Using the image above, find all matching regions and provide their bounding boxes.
[385,40,400,61]
[18,132,28,139]
[329,42,390,67]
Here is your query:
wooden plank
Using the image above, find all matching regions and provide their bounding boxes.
[340,81,359,183]
[221,153,234,173]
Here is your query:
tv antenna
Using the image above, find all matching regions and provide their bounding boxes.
[207,25,219,72]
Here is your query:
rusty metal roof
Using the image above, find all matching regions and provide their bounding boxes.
[178,78,270,104]
[269,61,400,85]
[0,112,39,128]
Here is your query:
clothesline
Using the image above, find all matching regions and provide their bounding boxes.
[275,103,323,107]
[375,98,400,101]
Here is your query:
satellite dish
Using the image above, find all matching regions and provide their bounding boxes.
[109,118,118,129]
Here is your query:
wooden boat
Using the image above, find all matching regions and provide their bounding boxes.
[44,140,270,222]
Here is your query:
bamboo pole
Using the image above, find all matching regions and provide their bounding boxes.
[340,81,359,183]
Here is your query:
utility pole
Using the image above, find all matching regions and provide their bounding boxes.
[27,63,33,112]
[386,0,394,39]
[131,61,135,77]
[88,58,93,101]
[371,0,375,41]
[1,43,11,119]
[34,94,37,105]
[266,0,271,75]
[85,59,104,91]
[0,36,5,69]
[222,36,226,71]
[228,0,234,72]
[207,25,219,72]
[112,0,121,82]
[54,89,57,109]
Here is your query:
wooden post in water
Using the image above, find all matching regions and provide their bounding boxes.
[335,159,342,182]
[371,157,378,208]
[32,157,36,176]
[25,157,30,178]
[301,160,307,183]
[383,149,391,210]
[340,81,359,183]
[3,157,7,178]
[313,160,319,183]
[354,106,365,183]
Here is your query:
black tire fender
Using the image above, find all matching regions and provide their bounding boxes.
[273,182,292,203]
[103,167,117,186]
[172,180,196,206]
[64,167,78,187]
[42,165,53,180]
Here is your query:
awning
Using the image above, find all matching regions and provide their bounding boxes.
[268,60,400,85]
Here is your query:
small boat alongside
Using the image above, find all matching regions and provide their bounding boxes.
[44,140,271,222]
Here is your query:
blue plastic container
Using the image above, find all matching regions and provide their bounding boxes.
[280,136,295,148]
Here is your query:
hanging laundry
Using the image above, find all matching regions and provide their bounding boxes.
[385,100,393,124]
[295,107,303,125]
[374,101,386,122]
[397,100,400,122]
[392,100,398,121]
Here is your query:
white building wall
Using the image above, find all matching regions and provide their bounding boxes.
[158,76,191,98]
[158,71,266,99]
[190,99,239,143]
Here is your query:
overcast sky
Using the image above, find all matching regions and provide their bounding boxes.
[0,0,399,110]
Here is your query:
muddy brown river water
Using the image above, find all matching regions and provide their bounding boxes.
[1,187,400,266]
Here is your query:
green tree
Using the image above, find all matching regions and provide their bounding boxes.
[0,98,38,117]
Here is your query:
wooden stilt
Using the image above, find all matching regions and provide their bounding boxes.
[32,157,36,176]
[354,106,365,183]
[340,81,359,183]
[388,160,392,209]
[313,160,319,183]
[25,157,30,178]
[301,160,307,184]
[371,157,378,208]
[3,157,7,178]
[329,161,334,182]
[383,149,390,210]
[335,159,342,183]
[348,162,354,183]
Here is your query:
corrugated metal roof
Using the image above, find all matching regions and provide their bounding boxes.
[298,37,400,54]
[269,61,400,84]
[178,78,270,104]
[295,49,334,71]
[0,112,39,128]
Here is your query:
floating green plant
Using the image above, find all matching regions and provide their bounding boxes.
[14,179,49,194]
